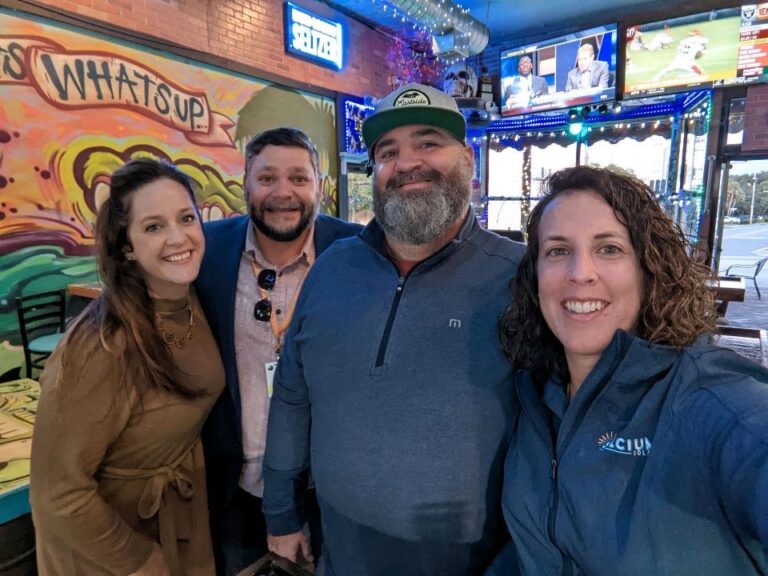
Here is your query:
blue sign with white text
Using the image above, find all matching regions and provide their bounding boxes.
[284,2,344,70]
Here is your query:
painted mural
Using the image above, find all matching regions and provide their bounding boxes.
[0,378,38,498]
[0,9,338,379]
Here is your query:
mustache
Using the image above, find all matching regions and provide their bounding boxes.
[261,198,305,211]
[386,169,443,191]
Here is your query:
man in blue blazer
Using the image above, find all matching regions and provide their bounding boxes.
[195,127,361,575]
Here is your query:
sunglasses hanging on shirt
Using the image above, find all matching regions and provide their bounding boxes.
[250,260,311,359]
[253,268,277,322]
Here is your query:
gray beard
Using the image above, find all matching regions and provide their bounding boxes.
[373,164,470,245]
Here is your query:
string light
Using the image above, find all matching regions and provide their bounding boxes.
[371,0,479,62]
[487,114,682,149]
[521,144,532,227]
[343,100,374,154]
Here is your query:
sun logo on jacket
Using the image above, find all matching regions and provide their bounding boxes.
[597,431,616,447]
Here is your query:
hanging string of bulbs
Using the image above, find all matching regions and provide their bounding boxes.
[369,0,481,65]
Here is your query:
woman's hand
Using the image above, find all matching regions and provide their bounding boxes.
[128,544,170,576]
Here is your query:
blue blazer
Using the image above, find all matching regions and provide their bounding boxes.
[195,214,362,522]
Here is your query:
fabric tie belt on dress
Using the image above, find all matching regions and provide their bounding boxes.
[100,446,195,576]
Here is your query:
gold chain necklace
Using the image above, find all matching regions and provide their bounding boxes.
[154,301,195,349]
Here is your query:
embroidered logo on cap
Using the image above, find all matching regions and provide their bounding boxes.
[393,89,430,107]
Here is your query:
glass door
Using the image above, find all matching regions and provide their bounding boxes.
[338,152,372,225]
[717,159,768,279]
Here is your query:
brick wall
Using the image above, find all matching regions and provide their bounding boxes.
[22,0,395,98]
[743,84,768,152]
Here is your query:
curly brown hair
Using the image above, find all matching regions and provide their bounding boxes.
[499,165,717,381]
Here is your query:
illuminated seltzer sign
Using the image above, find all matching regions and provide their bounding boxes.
[284,2,344,70]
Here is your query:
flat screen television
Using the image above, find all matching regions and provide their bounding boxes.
[622,6,766,98]
[500,24,617,117]
[734,5,768,85]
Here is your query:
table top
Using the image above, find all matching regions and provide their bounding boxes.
[0,379,39,523]
[67,282,103,299]
[708,276,746,302]
[715,326,768,368]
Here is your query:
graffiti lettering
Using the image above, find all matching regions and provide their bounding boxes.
[155,82,171,115]
[0,36,235,147]
[115,61,140,103]
[0,36,65,83]
[0,41,26,81]
[133,70,155,108]
[86,60,115,100]
[41,54,87,100]
[35,52,206,132]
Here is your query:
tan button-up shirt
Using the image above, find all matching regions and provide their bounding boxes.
[234,223,315,497]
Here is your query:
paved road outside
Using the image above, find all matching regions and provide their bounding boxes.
[717,222,768,330]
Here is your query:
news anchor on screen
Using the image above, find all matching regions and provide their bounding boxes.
[565,44,610,91]
[503,55,549,107]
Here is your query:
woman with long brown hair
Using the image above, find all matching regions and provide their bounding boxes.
[495,166,768,575]
[30,158,224,575]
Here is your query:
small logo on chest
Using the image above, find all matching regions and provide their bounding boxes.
[448,318,462,328]
[598,431,651,456]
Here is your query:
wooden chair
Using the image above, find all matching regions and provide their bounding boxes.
[725,256,768,299]
[15,290,66,378]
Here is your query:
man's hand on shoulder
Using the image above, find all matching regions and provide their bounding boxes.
[268,531,314,568]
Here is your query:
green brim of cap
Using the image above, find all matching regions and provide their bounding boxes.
[362,107,466,156]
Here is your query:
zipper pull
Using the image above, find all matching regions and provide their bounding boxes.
[396,277,405,292]
[551,458,558,480]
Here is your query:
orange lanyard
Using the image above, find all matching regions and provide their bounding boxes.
[251,260,309,355]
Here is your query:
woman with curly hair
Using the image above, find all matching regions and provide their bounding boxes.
[495,166,768,575]
[30,158,224,576]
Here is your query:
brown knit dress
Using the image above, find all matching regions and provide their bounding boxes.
[30,292,224,575]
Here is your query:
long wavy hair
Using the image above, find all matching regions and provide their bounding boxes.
[499,166,717,382]
[64,157,203,397]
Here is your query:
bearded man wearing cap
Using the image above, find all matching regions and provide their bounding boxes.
[262,83,525,575]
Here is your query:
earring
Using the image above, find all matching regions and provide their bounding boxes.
[126,255,134,261]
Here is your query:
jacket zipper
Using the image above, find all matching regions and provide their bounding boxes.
[548,456,573,575]
[521,371,605,576]
[548,457,558,548]
[517,382,566,570]
[375,276,406,367]
[547,457,560,562]
[547,394,596,576]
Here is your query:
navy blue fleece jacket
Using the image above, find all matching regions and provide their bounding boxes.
[496,330,768,576]
[263,214,525,576]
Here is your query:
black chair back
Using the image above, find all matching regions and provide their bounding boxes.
[15,289,66,378]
